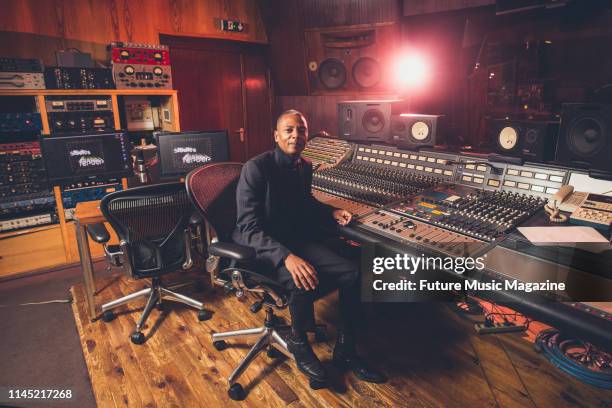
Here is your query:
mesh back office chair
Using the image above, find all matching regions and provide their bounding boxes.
[92,182,212,345]
[186,163,326,401]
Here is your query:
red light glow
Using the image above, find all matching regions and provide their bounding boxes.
[393,53,429,89]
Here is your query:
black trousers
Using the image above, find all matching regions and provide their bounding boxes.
[275,239,361,337]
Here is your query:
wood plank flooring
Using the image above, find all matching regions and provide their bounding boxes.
[71,274,611,407]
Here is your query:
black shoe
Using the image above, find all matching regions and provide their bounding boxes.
[287,336,327,383]
[333,334,388,384]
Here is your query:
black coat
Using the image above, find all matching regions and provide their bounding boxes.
[232,147,336,269]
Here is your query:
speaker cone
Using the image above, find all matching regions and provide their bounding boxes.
[567,117,606,157]
[352,57,381,89]
[525,129,538,144]
[318,58,347,90]
[362,109,385,133]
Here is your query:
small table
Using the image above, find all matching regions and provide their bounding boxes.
[74,200,105,321]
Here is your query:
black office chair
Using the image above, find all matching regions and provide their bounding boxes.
[90,182,212,345]
[186,163,327,401]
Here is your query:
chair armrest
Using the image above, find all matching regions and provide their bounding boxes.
[86,223,110,243]
[209,242,256,261]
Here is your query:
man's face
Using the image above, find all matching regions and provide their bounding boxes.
[274,114,308,156]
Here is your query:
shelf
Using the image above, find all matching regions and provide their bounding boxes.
[0,89,178,97]
[0,223,61,240]
[0,87,180,278]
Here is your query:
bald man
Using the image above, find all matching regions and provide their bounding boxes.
[232,110,386,386]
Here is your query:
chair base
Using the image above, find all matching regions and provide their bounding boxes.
[212,322,295,385]
[100,277,209,344]
[211,307,327,400]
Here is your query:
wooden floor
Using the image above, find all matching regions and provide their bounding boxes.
[71,274,611,408]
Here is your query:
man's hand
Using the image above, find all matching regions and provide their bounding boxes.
[333,209,352,226]
[284,253,318,290]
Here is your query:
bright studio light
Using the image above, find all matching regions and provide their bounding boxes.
[394,53,429,89]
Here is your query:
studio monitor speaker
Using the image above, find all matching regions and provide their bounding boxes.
[488,119,559,163]
[338,100,399,142]
[305,23,398,94]
[556,103,612,172]
[390,114,443,149]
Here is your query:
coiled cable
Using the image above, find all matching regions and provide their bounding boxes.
[535,329,612,389]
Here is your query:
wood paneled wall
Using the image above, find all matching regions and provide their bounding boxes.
[261,0,402,136]
[298,0,400,28]
[0,0,267,64]
[403,0,494,16]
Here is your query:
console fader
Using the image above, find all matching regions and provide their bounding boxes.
[312,161,441,207]
[389,184,546,241]
[302,137,352,169]
[311,189,375,218]
[357,210,489,257]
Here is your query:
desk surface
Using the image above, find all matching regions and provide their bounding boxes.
[74,200,104,224]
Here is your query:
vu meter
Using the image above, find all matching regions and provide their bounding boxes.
[411,121,430,141]
[498,126,518,150]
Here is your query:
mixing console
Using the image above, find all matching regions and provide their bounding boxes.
[312,161,441,207]
[357,210,489,257]
[306,137,612,350]
[311,189,375,218]
[303,137,352,169]
[389,184,545,241]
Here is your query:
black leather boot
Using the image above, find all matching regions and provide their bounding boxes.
[287,335,327,383]
[333,333,388,384]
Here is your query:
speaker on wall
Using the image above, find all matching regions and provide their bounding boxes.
[338,100,400,142]
[305,23,398,94]
[390,114,443,149]
[487,119,559,163]
[556,103,612,172]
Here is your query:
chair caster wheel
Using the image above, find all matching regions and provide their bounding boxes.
[309,378,327,390]
[101,311,115,323]
[198,309,212,321]
[314,327,327,342]
[250,301,263,313]
[131,331,145,345]
[213,340,227,351]
[267,347,282,358]
[228,383,246,401]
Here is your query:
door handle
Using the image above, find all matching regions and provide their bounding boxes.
[236,128,245,143]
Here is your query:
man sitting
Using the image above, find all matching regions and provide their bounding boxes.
[232,109,387,385]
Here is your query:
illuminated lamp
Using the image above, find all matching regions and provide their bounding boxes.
[393,53,430,90]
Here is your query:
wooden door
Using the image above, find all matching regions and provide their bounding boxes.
[160,35,273,162]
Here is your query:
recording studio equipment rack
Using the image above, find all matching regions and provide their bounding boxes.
[44,67,114,89]
[0,141,54,232]
[0,58,45,90]
[0,88,181,279]
[45,95,115,134]
[109,42,173,89]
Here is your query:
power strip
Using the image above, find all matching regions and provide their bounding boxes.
[474,322,527,335]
